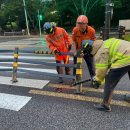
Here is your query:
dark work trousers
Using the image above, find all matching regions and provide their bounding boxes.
[103,65,130,105]
[73,55,95,79]
[83,54,95,79]
[128,70,130,80]
[56,60,70,75]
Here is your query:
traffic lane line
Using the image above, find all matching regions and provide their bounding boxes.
[29,90,130,108]
[48,83,130,95]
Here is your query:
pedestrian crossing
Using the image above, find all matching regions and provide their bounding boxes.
[0,52,130,112]
[0,54,56,111]
[0,53,73,111]
[0,76,50,89]
[0,38,62,111]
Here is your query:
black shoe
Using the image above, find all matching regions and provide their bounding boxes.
[58,77,64,83]
[94,104,111,112]
[124,94,130,103]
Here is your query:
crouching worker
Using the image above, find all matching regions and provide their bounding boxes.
[81,38,130,112]
[43,22,72,85]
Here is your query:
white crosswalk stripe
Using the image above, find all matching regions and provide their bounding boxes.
[0,93,31,111]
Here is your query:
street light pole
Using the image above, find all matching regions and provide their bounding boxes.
[104,0,111,40]
[38,10,42,36]
[23,0,30,36]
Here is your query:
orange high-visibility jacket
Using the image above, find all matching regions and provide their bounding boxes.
[46,27,72,61]
[72,26,96,50]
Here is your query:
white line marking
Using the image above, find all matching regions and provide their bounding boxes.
[19,68,57,73]
[0,76,50,89]
[0,66,57,74]
[0,66,12,69]
[0,93,31,111]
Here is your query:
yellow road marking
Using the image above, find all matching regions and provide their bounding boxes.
[29,90,130,108]
[48,83,130,95]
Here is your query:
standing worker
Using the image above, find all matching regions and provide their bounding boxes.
[81,38,130,112]
[72,15,96,83]
[43,22,72,85]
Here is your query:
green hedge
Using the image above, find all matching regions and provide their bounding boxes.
[125,34,130,42]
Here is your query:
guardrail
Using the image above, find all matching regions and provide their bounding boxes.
[0,48,84,94]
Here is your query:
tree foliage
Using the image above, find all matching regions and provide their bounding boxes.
[0,0,130,32]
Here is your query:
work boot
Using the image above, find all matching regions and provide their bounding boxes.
[58,77,64,83]
[94,104,111,112]
[124,94,130,103]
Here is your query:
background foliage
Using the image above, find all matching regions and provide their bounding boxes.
[0,0,130,32]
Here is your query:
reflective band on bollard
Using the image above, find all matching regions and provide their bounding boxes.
[12,48,19,83]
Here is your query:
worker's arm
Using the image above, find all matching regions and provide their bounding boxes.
[46,36,57,53]
[95,46,109,84]
[62,28,72,50]
[72,29,78,55]
[72,41,78,56]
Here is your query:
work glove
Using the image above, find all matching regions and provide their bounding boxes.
[76,49,83,57]
[82,40,93,56]
[91,77,101,89]
[54,50,61,55]
[68,45,72,51]
[80,50,84,57]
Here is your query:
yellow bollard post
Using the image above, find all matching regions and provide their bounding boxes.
[12,48,19,83]
[75,56,83,94]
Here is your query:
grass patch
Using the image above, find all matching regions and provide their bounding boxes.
[125,34,130,41]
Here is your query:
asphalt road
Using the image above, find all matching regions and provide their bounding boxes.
[0,36,130,130]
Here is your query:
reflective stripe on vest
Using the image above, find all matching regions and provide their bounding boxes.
[96,38,121,69]
[96,63,108,69]
[104,38,121,64]
[112,52,130,67]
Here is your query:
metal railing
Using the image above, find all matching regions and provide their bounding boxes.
[0,48,84,93]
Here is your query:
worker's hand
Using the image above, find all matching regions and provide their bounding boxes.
[80,50,84,57]
[91,78,101,89]
[54,50,61,55]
